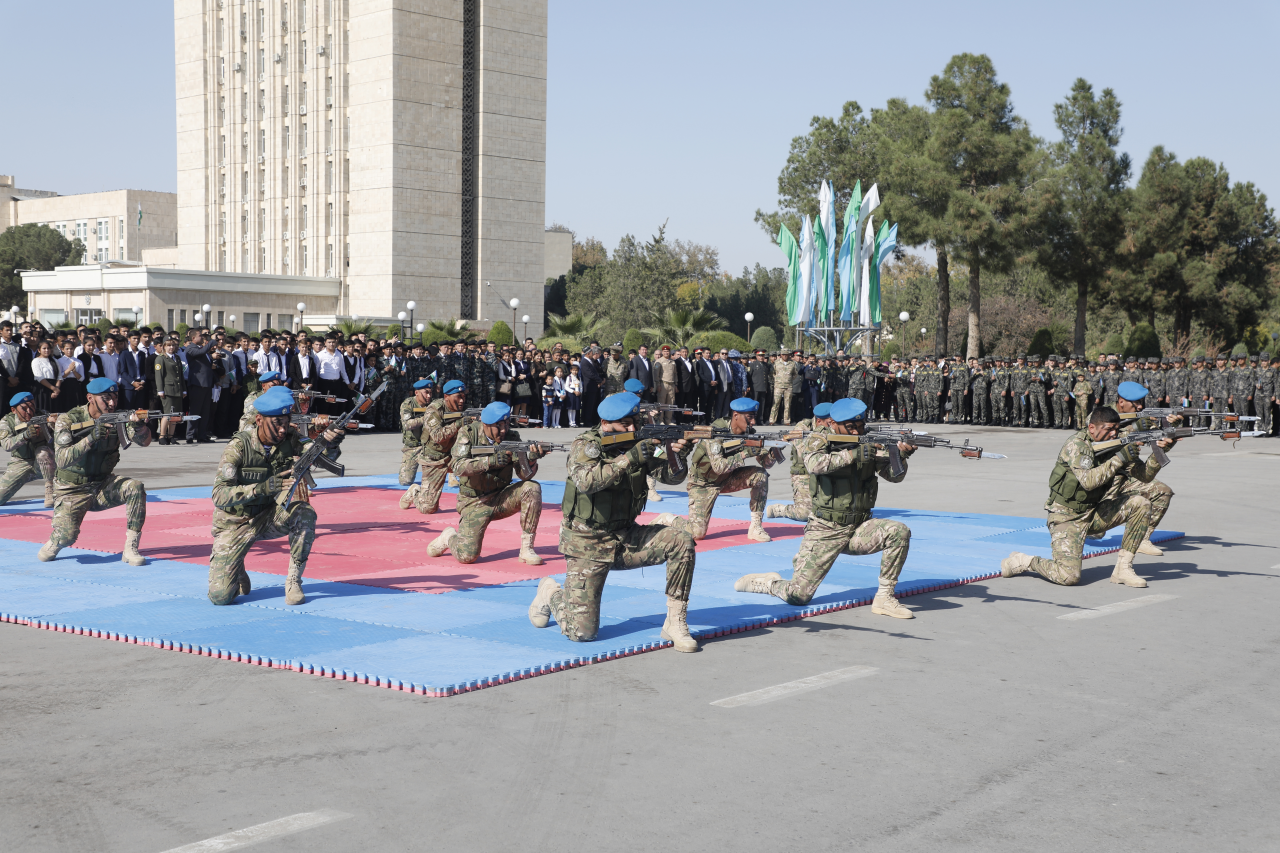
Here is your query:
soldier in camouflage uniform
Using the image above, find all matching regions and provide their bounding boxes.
[969,357,991,425]
[604,346,628,396]
[428,401,546,565]
[1166,356,1189,407]
[1000,405,1170,589]
[1008,355,1030,427]
[1144,357,1166,407]
[766,402,830,521]
[912,356,934,423]
[653,397,777,543]
[39,378,151,565]
[1229,353,1254,420]
[1188,356,1211,411]
[402,378,468,514]
[525,391,700,651]
[768,350,798,425]
[735,397,917,619]
[1208,354,1230,415]
[1026,355,1049,427]
[0,392,55,507]
[1101,359,1122,407]
[947,357,969,424]
[397,379,435,489]
[1257,353,1276,436]
[480,342,499,408]
[1072,364,1093,432]
[1047,356,1070,429]
[1121,356,1143,388]
[1112,381,1177,557]
[991,357,1010,426]
[238,370,284,432]
[208,386,344,605]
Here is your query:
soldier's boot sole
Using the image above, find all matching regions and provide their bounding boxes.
[427,527,456,558]
[734,572,781,594]
[37,542,61,562]
[1001,552,1034,577]
[399,485,420,510]
[527,576,560,628]
[871,594,914,619]
[1136,538,1164,557]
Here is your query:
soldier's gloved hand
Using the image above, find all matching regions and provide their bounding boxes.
[92,421,113,442]
[490,451,514,469]
[265,473,286,496]
[1116,443,1140,465]
[624,439,653,468]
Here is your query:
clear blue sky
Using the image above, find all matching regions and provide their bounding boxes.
[4,0,1275,274]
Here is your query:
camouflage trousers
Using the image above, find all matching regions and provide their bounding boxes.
[991,391,1007,425]
[1052,393,1071,428]
[208,503,318,605]
[895,387,914,421]
[767,515,911,605]
[972,388,991,424]
[656,381,678,423]
[771,474,812,521]
[49,475,147,550]
[919,393,940,423]
[1027,496,1151,586]
[399,446,426,486]
[452,480,542,564]
[410,454,450,514]
[1075,399,1090,431]
[1029,388,1048,426]
[769,392,792,426]
[1121,476,1172,529]
[1013,394,1029,426]
[0,447,54,506]
[674,468,768,541]
[550,523,696,642]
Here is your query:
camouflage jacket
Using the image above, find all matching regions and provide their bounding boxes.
[54,405,150,486]
[798,431,907,484]
[1208,368,1230,399]
[239,389,263,432]
[0,410,48,461]
[772,359,798,394]
[400,396,426,448]
[1229,366,1255,400]
[1165,367,1189,401]
[212,426,342,520]
[688,417,778,487]
[605,357,628,395]
[423,397,467,461]
[451,421,527,499]
[1100,371,1122,399]
[1047,428,1161,515]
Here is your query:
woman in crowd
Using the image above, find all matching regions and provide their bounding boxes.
[31,340,61,413]
[496,348,518,405]
[512,348,532,420]
[56,339,85,410]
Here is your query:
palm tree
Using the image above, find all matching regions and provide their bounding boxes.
[426,317,478,341]
[330,319,378,338]
[643,308,727,349]
[543,312,606,346]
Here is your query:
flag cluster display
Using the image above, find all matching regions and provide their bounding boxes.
[779,180,897,328]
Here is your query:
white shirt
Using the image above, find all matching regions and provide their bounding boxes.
[32,357,57,382]
[316,348,348,381]
[296,352,311,379]
[0,340,17,375]
[57,355,84,381]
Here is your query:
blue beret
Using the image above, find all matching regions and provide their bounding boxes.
[813,402,832,418]
[830,397,868,423]
[443,379,465,395]
[598,392,640,422]
[1118,381,1149,402]
[480,401,511,425]
[252,386,296,416]
[623,378,645,393]
[258,370,280,383]
[413,378,433,390]
[730,397,759,413]
[10,391,34,407]
[86,378,118,395]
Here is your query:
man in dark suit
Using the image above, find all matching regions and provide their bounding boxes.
[118,330,146,407]
[288,337,319,393]
[748,350,771,418]
[183,329,217,443]
[578,345,603,427]
[627,344,654,402]
[674,346,696,422]
[713,350,735,419]
[694,348,718,424]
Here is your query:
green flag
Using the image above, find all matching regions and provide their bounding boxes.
[869,220,890,325]
[779,223,802,326]
[137,203,142,226]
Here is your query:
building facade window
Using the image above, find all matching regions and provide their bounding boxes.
[302,243,308,272]
[284,124,289,154]
[244,312,260,334]
[327,242,333,275]
[260,244,267,272]
[301,122,307,155]
[168,309,175,328]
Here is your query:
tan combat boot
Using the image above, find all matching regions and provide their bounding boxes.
[1001,552,1034,577]
[765,504,784,518]
[285,563,306,604]
[734,571,781,594]
[747,511,771,542]
[871,585,914,619]
[37,541,61,562]
[1136,536,1164,557]
[647,477,662,502]
[661,597,700,653]
[650,513,678,527]
[122,530,146,566]
[527,576,560,628]
[43,482,54,509]
[427,526,456,558]
[1109,550,1147,587]
[518,532,544,566]
[399,484,420,510]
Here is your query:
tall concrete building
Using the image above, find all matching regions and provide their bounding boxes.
[175,0,548,330]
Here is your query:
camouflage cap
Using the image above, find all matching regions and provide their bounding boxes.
[1146,356,1159,364]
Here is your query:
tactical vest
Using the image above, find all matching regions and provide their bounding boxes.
[688,418,753,485]
[56,407,120,486]
[1,413,41,461]
[401,396,423,448]
[809,443,879,527]
[423,398,464,461]
[561,429,648,532]
[1046,432,1112,512]
[789,418,814,476]
[219,430,305,517]
[456,420,517,498]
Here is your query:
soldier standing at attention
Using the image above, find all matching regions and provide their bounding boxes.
[0,391,55,507]
[208,386,344,605]
[402,378,468,514]
[948,356,970,424]
[1072,363,1093,432]
[1121,356,1142,388]
[734,397,917,619]
[1049,356,1071,429]
[526,391,699,650]
[1165,357,1188,407]
[1026,355,1049,428]
[1208,354,1230,415]
[991,357,1009,426]
[1256,353,1276,436]
[1188,355,1210,410]
[1101,358,1122,407]
[653,397,777,543]
[1145,357,1167,406]
[766,401,831,522]
[969,357,991,426]
[1229,353,1254,420]
[39,378,151,565]
[769,350,798,425]
[652,345,679,423]
[1009,354,1030,427]
[605,346,628,396]
[238,370,284,432]
[1000,405,1171,589]
[428,401,545,566]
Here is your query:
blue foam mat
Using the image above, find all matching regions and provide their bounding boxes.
[0,478,1183,696]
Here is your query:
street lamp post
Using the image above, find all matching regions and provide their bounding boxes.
[397,311,407,341]
[406,301,416,342]
[132,305,143,327]
[416,323,424,347]
[509,297,520,334]
[521,314,530,341]
[745,312,754,345]
[201,303,212,330]
[229,315,236,332]
[297,302,306,332]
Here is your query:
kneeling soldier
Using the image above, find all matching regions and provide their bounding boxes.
[654,396,776,542]
[1112,381,1176,557]
[1000,405,1170,589]
[238,370,284,432]
[401,378,465,514]
[0,391,55,507]
[527,392,700,651]
[428,401,545,565]
[209,386,344,605]
[397,378,433,491]
[39,378,151,565]
[735,397,917,619]
[766,400,831,521]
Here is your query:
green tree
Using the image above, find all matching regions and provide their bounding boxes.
[702,264,788,342]
[542,311,606,347]
[1033,79,1132,354]
[750,326,780,352]
[926,54,1038,359]
[330,319,378,338]
[622,328,646,354]
[0,224,85,310]
[1124,322,1162,358]
[690,330,750,354]
[425,317,479,341]
[488,319,514,347]
[1027,328,1054,358]
[642,307,727,349]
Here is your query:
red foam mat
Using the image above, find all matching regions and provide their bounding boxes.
[0,487,801,593]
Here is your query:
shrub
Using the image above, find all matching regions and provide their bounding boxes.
[1028,328,1054,359]
[488,320,514,348]
[690,330,751,354]
[749,326,779,353]
[1124,323,1162,359]
[622,328,646,354]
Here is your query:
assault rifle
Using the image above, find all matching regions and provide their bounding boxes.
[1119,407,1259,427]
[469,440,570,480]
[68,410,199,450]
[600,424,787,475]
[23,413,54,443]
[292,389,346,405]
[411,405,542,426]
[763,428,1004,478]
[290,414,375,433]
[636,402,703,418]
[278,380,388,506]
[1092,425,1196,467]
